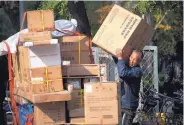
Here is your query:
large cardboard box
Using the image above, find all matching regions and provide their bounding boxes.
[27,10,55,32]
[68,90,84,118]
[59,36,91,64]
[92,5,154,57]
[84,82,118,124]
[17,44,63,94]
[34,102,65,125]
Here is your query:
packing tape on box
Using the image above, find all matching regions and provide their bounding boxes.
[41,10,45,31]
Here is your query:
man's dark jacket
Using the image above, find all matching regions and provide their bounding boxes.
[113,57,143,110]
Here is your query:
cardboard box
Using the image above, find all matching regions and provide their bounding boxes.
[62,64,100,77]
[66,79,82,90]
[59,36,89,51]
[92,5,154,57]
[27,10,55,32]
[20,65,63,94]
[59,36,91,64]
[61,51,90,64]
[84,82,118,124]
[34,102,65,125]
[19,31,52,43]
[17,44,63,94]
[29,66,64,94]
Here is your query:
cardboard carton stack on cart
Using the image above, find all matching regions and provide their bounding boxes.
[11,4,154,125]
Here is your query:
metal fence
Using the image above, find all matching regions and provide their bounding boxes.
[93,46,159,110]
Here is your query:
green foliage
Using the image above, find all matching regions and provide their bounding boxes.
[122,1,183,56]
[38,1,71,20]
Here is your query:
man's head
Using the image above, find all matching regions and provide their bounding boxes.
[129,50,143,67]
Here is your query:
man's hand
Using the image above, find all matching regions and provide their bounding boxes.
[115,48,123,60]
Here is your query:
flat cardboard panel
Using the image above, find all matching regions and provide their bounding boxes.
[29,44,61,68]
[92,5,154,57]
[27,10,55,32]
[84,82,118,124]
[62,64,100,77]
[59,36,89,51]
[19,31,52,42]
[34,102,65,125]
[61,51,90,64]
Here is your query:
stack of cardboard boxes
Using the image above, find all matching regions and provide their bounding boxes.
[13,9,118,125]
[12,4,154,125]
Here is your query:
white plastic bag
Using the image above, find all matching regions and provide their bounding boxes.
[52,19,77,38]
[0,29,28,56]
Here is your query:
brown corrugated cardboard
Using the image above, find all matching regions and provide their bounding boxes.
[61,51,90,64]
[27,10,55,32]
[62,64,100,77]
[24,66,63,94]
[19,31,51,42]
[84,82,118,124]
[59,36,89,51]
[92,5,154,58]
[66,79,82,90]
[17,44,63,94]
[59,35,91,64]
[34,102,65,125]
